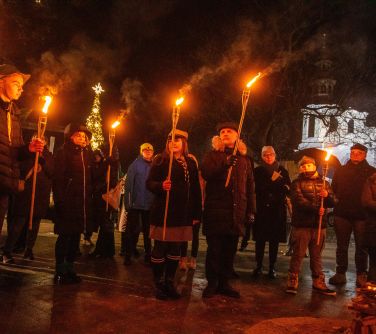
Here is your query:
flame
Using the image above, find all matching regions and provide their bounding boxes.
[42,96,52,114]
[175,97,184,106]
[325,148,333,161]
[246,72,262,89]
[111,120,120,129]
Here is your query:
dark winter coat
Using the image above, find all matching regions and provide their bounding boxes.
[146,153,202,241]
[201,141,255,237]
[53,141,93,235]
[332,159,376,220]
[12,147,53,218]
[91,157,119,233]
[361,173,376,247]
[253,163,291,242]
[0,100,30,194]
[291,172,336,229]
[124,156,154,211]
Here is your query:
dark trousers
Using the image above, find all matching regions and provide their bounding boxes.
[334,216,368,274]
[55,233,81,266]
[240,224,251,248]
[205,234,239,284]
[125,209,151,259]
[0,195,9,235]
[94,210,115,257]
[255,240,279,269]
[181,223,200,258]
[4,216,41,254]
[369,247,376,282]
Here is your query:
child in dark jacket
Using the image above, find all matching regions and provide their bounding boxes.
[286,156,336,296]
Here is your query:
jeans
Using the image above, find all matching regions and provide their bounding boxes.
[333,216,368,274]
[289,227,326,278]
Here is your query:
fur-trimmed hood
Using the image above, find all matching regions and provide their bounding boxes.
[211,136,247,155]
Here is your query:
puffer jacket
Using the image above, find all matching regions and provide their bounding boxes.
[332,159,375,220]
[361,173,376,247]
[0,100,29,194]
[53,141,93,235]
[291,172,336,229]
[124,156,154,211]
[201,136,255,236]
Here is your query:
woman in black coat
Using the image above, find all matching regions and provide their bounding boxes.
[146,129,202,300]
[252,146,291,278]
[53,124,93,284]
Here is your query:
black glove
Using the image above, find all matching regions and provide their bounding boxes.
[226,155,238,167]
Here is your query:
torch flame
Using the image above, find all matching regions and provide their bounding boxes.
[42,96,52,114]
[111,120,120,129]
[325,148,333,161]
[246,72,262,89]
[175,97,184,106]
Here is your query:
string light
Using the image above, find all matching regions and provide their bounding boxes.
[86,82,105,150]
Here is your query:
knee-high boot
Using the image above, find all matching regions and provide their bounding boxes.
[152,260,168,300]
[165,257,181,299]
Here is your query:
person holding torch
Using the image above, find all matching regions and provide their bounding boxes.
[146,129,202,300]
[286,156,336,295]
[0,64,44,243]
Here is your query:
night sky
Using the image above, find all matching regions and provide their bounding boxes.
[1,0,376,168]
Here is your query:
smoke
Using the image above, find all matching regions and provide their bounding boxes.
[179,20,258,97]
[29,34,125,96]
[120,78,143,114]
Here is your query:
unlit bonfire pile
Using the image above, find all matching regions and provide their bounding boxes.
[348,282,376,333]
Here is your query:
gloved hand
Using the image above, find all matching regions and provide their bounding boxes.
[226,155,238,167]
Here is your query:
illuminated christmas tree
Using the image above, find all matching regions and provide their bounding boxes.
[86,83,105,150]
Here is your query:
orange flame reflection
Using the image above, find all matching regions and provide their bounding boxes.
[246,72,262,89]
[42,96,52,114]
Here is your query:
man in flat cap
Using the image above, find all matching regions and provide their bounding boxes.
[123,142,155,265]
[0,64,43,239]
[201,122,255,298]
[329,143,376,287]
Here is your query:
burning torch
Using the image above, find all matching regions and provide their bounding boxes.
[29,95,52,230]
[225,72,262,187]
[105,119,121,211]
[316,148,332,245]
[162,96,184,240]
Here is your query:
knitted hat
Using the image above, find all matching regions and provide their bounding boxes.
[0,64,30,84]
[140,142,154,153]
[168,129,188,140]
[298,155,316,167]
[351,143,368,152]
[216,121,238,133]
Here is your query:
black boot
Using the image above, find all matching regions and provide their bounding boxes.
[165,258,181,299]
[252,266,263,277]
[202,281,218,298]
[152,261,168,300]
[217,280,240,298]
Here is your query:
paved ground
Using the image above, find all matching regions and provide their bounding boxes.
[0,221,356,334]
